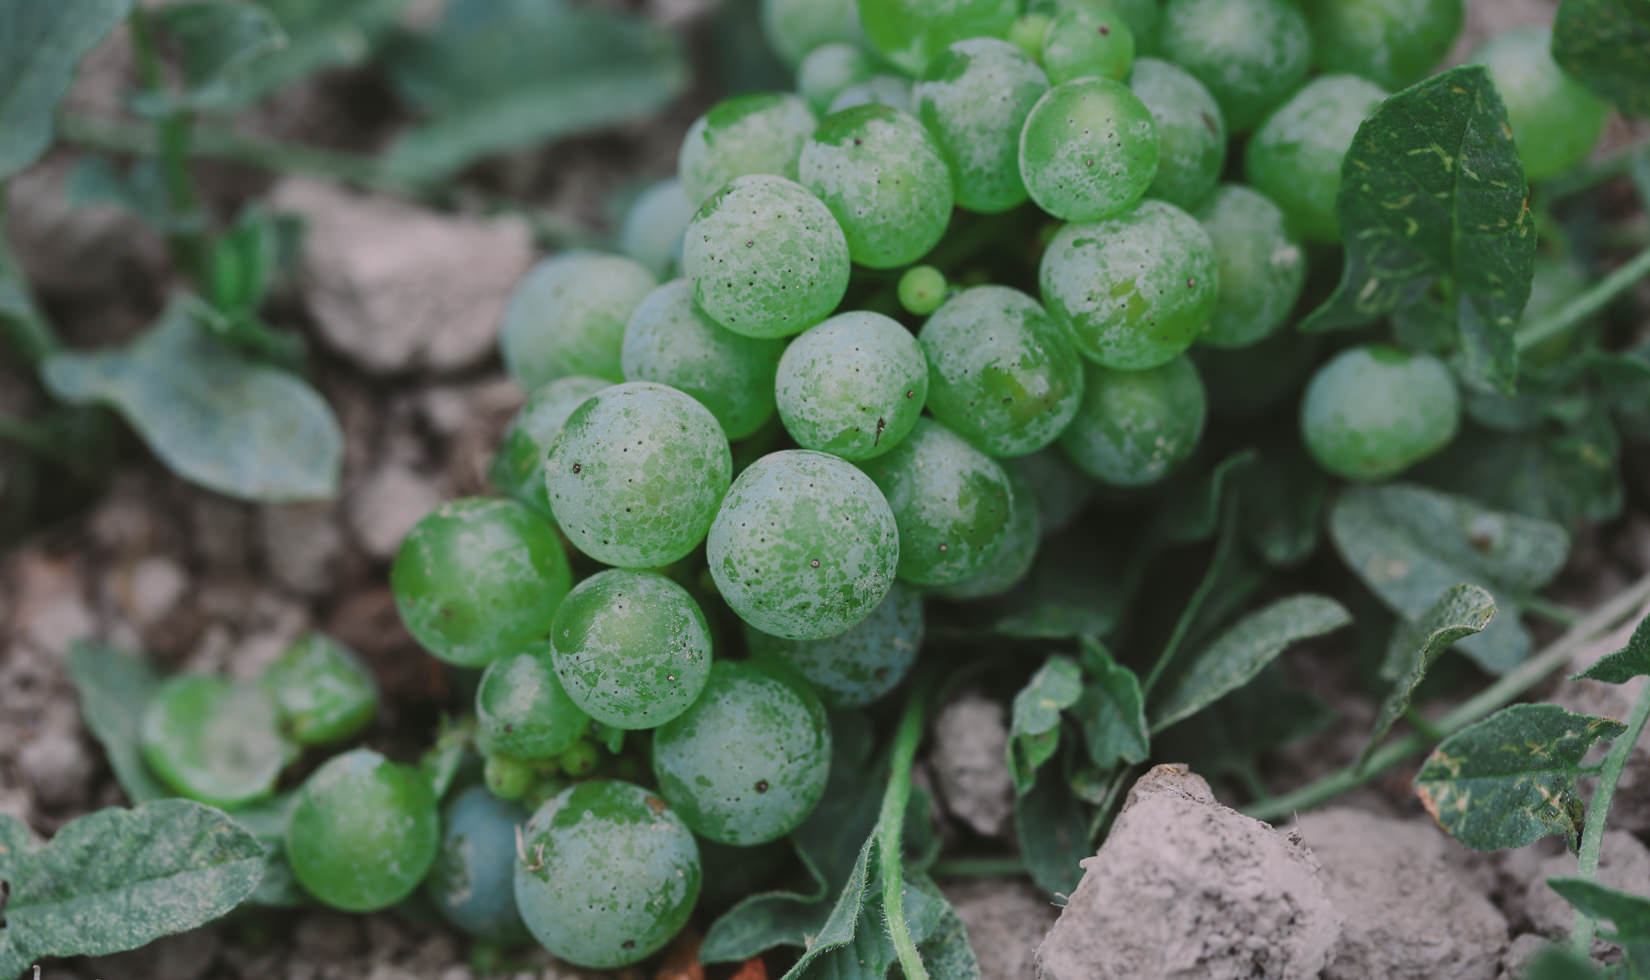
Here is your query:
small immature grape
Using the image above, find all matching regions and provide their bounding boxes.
[485,752,534,800]
[490,375,610,515]
[651,659,832,845]
[557,739,600,778]
[1159,0,1314,132]
[678,93,818,206]
[899,265,949,316]
[546,382,733,569]
[260,633,377,746]
[1300,345,1461,482]
[798,43,877,114]
[1018,77,1160,223]
[914,38,1049,214]
[477,652,590,760]
[930,464,1040,599]
[426,787,532,944]
[707,449,899,640]
[1194,185,1305,349]
[1306,0,1463,92]
[827,75,914,114]
[1064,0,1162,54]
[1008,13,1052,59]
[1129,58,1226,211]
[857,0,1021,76]
[140,675,291,808]
[775,311,929,461]
[500,253,657,389]
[1015,447,1095,533]
[1041,6,1135,84]
[1474,27,1609,183]
[745,581,924,708]
[1061,356,1207,487]
[761,0,862,67]
[618,179,694,279]
[1244,74,1388,243]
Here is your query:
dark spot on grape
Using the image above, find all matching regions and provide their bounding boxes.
[622,940,636,950]
[571,462,582,474]
[504,724,514,733]
[1099,24,1110,34]
[755,779,770,793]
[810,559,821,568]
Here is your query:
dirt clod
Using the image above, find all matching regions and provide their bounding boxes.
[943,879,1058,980]
[930,692,1014,838]
[1521,829,1650,957]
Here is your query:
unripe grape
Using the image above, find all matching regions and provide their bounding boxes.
[140,675,291,808]
[857,0,1020,76]
[1300,345,1461,482]
[426,787,532,944]
[1245,74,1388,244]
[1129,58,1226,211]
[1061,355,1207,487]
[490,375,609,515]
[915,38,1049,214]
[1306,0,1463,92]
[260,633,377,747]
[678,93,818,207]
[899,265,949,316]
[1041,6,1135,84]
[930,464,1040,599]
[798,43,877,114]
[775,311,929,462]
[618,179,694,279]
[500,254,656,388]
[1018,77,1159,222]
[827,75,914,114]
[762,0,861,66]
[1473,26,1609,183]
[745,581,924,708]
[1159,0,1314,132]
[1194,185,1305,349]
[477,652,590,760]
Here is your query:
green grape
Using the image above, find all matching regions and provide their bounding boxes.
[550,569,713,730]
[930,464,1040,599]
[490,376,610,516]
[827,75,915,115]
[260,633,377,746]
[557,739,600,778]
[860,417,1015,587]
[1244,74,1388,244]
[919,285,1085,458]
[1159,0,1313,132]
[914,38,1049,214]
[799,105,953,269]
[762,0,862,66]
[1008,13,1053,58]
[899,265,949,316]
[1040,200,1219,370]
[426,787,531,944]
[857,0,1021,75]
[684,175,851,338]
[1305,0,1463,91]
[775,311,929,461]
[621,279,785,440]
[745,581,923,707]
[514,780,701,968]
[1129,58,1226,211]
[392,498,573,668]
[1194,185,1305,349]
[798,43,877,114]
[706,449,899,640]
[1060,355,1207,486]
[500,253,657,389]
[1193,327,1320,419]
[1042,6,1135,83]
[678,93,818,207]
[484,752,534,800]
[1015,447,1095,532]
[1059,0,1162,54]
[651,659,831,844]
[1300,345,1461,482]
[619,179,694,279]
[477,652,590,760]
[1018,77,1160,223]
[1474,27,1609,183]
[286,748,440,912]
[545,382,733,568]
[140,674,292,808]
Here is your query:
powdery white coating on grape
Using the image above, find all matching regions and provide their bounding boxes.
[707,449,899,640]
[775,311,929,461]
[678,93,819,207]
[745,581,923,708]
[651,659,832,845]
[550,569,713,730]
[1307,0,1463,91]
[859,417,1015,587]
[799,105,953,269]
[1244,74,1388,243]
[1060,355,1207,487]
[476,652,589,760]
[1129,58,1226,211]
[499,253,657,389]
[1159,0,1314,132]
[683,175,851,339]
[914,38,1049,214]
[262,634,377,746]
[1194,184,1306,349]
[930,464,1040,599]
[761,0,862,67]
[826,74,915,115]
[1041,6,1135,84]
[798,42,877,114]
[1016,446,1096,533]
[1018,77,1160,222]
[618,179,694,279]
[858,0,1020,75]
[621,280,785,440]
[1040,199,1219,371]
[140,675,287,808]
[1300,345,1461,482]
[546,382,732,568]
[426,787,530,944]
[490,375,610,515]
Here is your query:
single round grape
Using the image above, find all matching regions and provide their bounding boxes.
[285,748,440,912]
[651,659,832,844]
[1244,74,1388,244]
[557,739,600,778]
[477,652,590,760]
[684,175,851,339]
[1300,345,1461,482]
[799,105,953,269]
[1008,12,1052,58]
[549,569,713,730]
[1474,27,1609,183]
[1193,327,1321,419]
[706,449,899,640]
[775,311,929,461]
[1194,185,1305,349]
[798,43,877,114]
[859,418,1015,587]
[899,265,949,316]
[679,93,818,207]
[827,75,914,115]
[500,254,657,389]
[930,464,1040,599]
[1060,356,1207,487]
[1129,58,1226,211]
[621,280,785,440]
[857,0,1021,75]
[745,581,923,707]
[426,787,531,944]
[1015,446,1095,532]
[618,179,694,279]
[490,376,610,515]
[1306,0,1463,91]
[1062,0,1162,53]
[545,382,733,569]
[919,285,1085,457]
[140,675,291,808]
[485,752,534,801]
[1018,77,1160,223]
[260,633,377,746]
[1042,6,1135,83]
[914,38,1050,214]
[392,498,573,668]
[1040,200,1219,371]
[514,780,701,968]
[1159,0,1314,132]
[762,0,862,66]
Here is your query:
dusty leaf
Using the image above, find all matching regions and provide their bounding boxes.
[1014,766,1089,898]
[1007,655,1083,795]
[66,642,170,804]
[1548,878,1650,943]
[0,0,131,179]
[1075,637,1148,770]
[1552,0,1650,117]
[131,1,287,116]
[1572,612,1650,684]
[222,792,304,908]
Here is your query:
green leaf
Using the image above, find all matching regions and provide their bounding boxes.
[1416,703,1626,851]
[0,799,264,976]
[1014,765,1089,898]
[1007,655,1083,795]
[1075,638,1149,769]
[1415,419,1623,530]
[66,642,169,804]
[66,155,203,235]
[1301,66,1535,396]
[990,529,1132,639]
[1522,945,1608,980]
[216,0,412,107]
[1152,450,1258,546]
[1573,613,1650,684]
[1241,448,1329,568]
[1552,0,1650,117]
[1548,878,1650,943]
[131,1,288,116]
[41,302,342,502]
[1150,595,1352,733]
[0,0,131,179]
[1329,483,1570,673]
[419,717,474,802]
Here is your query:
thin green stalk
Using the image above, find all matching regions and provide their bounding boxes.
[1523,595,1585,628]
[1085,765,1134,844]
[1141,502,1241,697]
[1538,138,1650,201]
[1515,244,1650,351]
[0,193,59,365]
[928,856,1027,878]
[127,8,206,280]
[1571,681,1650,956]
[877,678,932,980]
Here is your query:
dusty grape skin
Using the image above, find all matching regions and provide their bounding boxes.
[1474,26,1609,183]
[490,375,610,516]
[684,175,851,339]
[827,75,914,115]
[1060,356,1208,487]
[477,652,590,760]
[550,569,713,730]
[918,285,1084,458]
[425,787,531,944]
[1194,185,1306,349]
[1300,345,1462,482]
[1159,0,1314,132]
[856,0,1021,75]
[1039,200,1219,371]
[1041,6,1134,84]
[762,0,861,66]
[929,464,1040,599]
[514,780,701,968]
[914,38,1049,214]
[500,253,657,389]
[1015,446,1095,533]
[859,417,1016,587]
[260,633,377,746]
[706,449,899,640]
[1305,0,1463,91]
[391,498,573,668]
[744,581,923,708]
[1018,77,1160,223]
[618,179,694,279]
[650,659,832,845]
[621,280,785,440]
[545,382,733,569]
[1062,0,1162,53]
[678,93,818,207]
[774,311,929,462]
[799,105,953,269]
[798,42,877,114]
[1129,58,1226,211]
[1244,74,1388,244]
[140,675,289,808]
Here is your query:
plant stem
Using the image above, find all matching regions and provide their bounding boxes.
[1141,501,1241,697]
[1539,138,1650,201]
[0,192,59,365]
[878,678,932,980]
[928,856,1027,878]
[1515,244,1650,351]
[1570,680,1650,956]
[1523,596,1585,628]
[126,8,207,281]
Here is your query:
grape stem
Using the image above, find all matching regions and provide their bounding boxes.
[877,677,932,980]
[1570,679,1650,956]
[1514,243,1650,351]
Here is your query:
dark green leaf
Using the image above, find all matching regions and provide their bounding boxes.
[132,1,287,116]
[1360,584,1496,768]
[990,530,1131,639]
[1152,450,1257,546]
[1241,448,1329,568]
[0,0,131,179]
[1552,0,1650,117]
[1007,656,1083,795]
[1014,766,1089,898]
[1075,638,1148,769]
[1415,419,1623,530]
[66,643,169,804]
[1548,878,1650,943]
[907,876,982,980]
[1416,704,1625,851]
[1573,613,1650,684]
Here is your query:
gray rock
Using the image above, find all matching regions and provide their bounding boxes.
[943,879,1058,980]
[260,502,353,597]
[347,464,443,560]
[931,692,1014,838]
[19,711,94,809]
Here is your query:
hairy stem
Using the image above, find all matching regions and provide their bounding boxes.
[1515,244,1650,352]
[1571,681,1650,956]
[878,678,931,980]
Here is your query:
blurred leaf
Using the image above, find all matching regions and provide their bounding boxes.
[0,0,131,179]
[1520,945,1607,980]
[1007,655,1082,795]
[66,155,203,235]
[1573,612,1650,684]
[131,1,287,116]
[1360,584,1496,768]
[1548,878,1650,943]
[66,643,169,805]
[1416,418,1622,530]
[419,716,474,802]
[222,792,304,907]
[1075,637,1148,770]
[1552,0,1650,117]
[1014,762,1088,898]
[1241,448,1328,568]
[990,529,1131,639]
[222,0,412,106]
[1151,450,1257,546]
